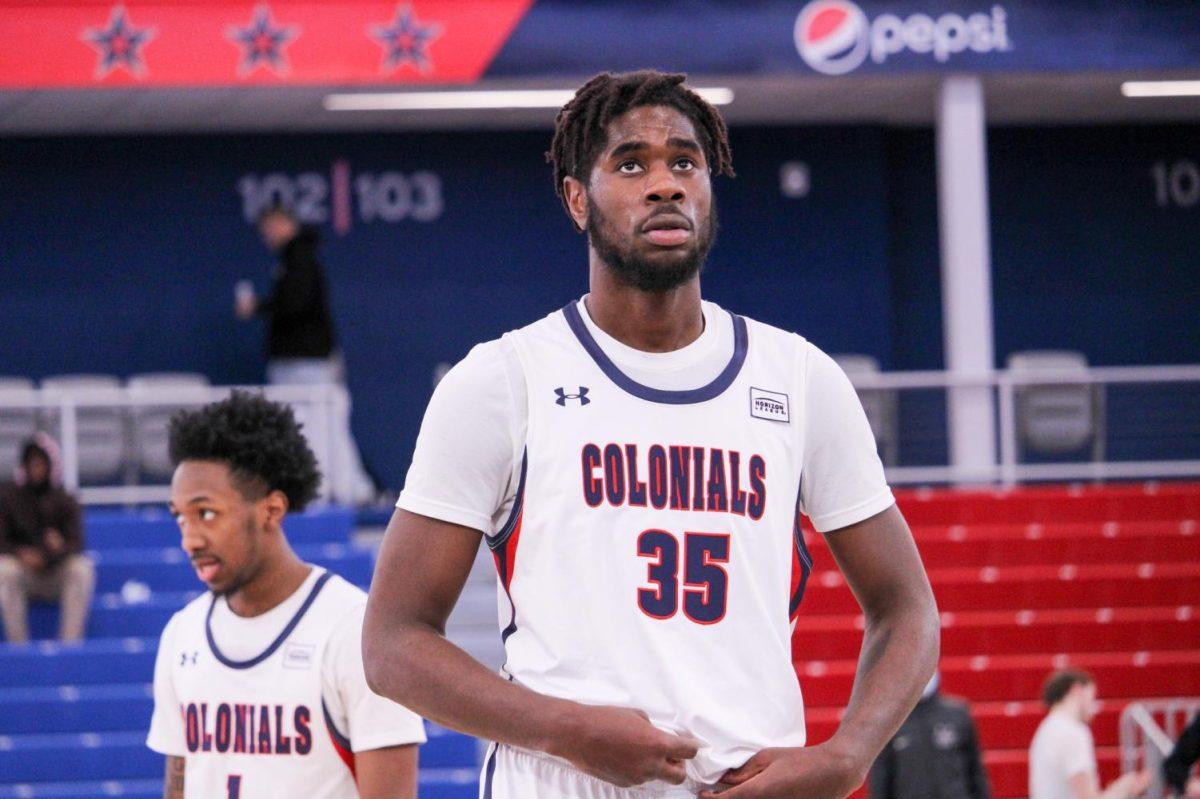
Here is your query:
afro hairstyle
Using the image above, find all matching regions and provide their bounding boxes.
[168,390,321,511]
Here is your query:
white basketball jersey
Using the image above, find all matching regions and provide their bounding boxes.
[156,570,368,799]
[492,302,815,783]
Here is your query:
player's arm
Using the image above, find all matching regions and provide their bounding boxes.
[161,755,185,799]
[355,744,419,799]
[704,505,939,799]
[363,508,699,787]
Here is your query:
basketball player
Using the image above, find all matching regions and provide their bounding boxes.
[147,392,425,798]
[364,70,939,799]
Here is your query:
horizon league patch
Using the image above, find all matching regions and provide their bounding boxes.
[750,387,790,423]
[283,642,315,670]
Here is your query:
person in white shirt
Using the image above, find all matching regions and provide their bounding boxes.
[146,391,426,798]
[1029,669,1150,799]
[362,69,940,799]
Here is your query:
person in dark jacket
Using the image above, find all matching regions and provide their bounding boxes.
[236,204,337,379]
[1164,712,1200,797]
[234,204,376,504]
[0,435,95,642]
[869,672,991,799]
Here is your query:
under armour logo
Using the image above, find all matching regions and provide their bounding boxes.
[180,650,198,666]
[554,386,590,406]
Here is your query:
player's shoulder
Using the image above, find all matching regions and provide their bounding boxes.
[504,302,578,348]
[717,302,817,381]
[312,569,368,614]
[158,591,211,640]
[719,302,811,351]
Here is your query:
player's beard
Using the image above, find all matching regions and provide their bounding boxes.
[587,203,717,293]
[213,516,263,598]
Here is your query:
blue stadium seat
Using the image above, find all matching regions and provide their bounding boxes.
[0,726,478,781]
[90,544,375,593]
[0,771,478,798]
[83,508,356,551]
[0,639,157,688]
[0,683,152,734]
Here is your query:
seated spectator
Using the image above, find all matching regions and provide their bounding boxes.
[1029,669,1150,799]
[1164,711,1200,798]
[0,435,94,643]
[869,671,991,799]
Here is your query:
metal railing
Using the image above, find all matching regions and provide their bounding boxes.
[845,364,1200,486]
[0,383,344,505]
[1,363,1198,504]
[1120,698,1200,799]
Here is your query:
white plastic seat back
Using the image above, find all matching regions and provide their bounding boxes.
[126,373,211,479]
[40,374,126,483]
[1008,351,1096,453]
[0,377,38,478]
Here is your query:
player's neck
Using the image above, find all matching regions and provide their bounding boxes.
[226,550,312,618]
[585,270,704,353]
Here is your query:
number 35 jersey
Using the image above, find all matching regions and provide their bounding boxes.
[490,301,893,784]
[146,567,426,798]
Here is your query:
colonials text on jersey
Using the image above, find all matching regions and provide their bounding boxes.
[581,443,766,518]
[182,701,313,755]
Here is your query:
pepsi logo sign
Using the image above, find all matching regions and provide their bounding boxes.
[795,1,1012,75]
[794,0,870,76]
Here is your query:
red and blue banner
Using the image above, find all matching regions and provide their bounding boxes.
[0,1,533,87]
[2,0,1199,89]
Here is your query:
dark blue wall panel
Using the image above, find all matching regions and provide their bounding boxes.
[989,125,1200,367]
[0,127,893,488]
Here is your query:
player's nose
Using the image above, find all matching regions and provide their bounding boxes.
[178,522,206,555]
[644,162,685,204]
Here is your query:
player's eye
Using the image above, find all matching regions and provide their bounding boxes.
[173,513,185,526]
[199,509,217,522]
[674,158,696,171]
[618,160,643,174]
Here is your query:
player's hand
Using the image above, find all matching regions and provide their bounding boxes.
[16,546,46,571]
[235,294,257,319]
[1109,770,1151,798]
[700,742,866,799]
[546,704,701,788]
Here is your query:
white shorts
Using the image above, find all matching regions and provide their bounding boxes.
[479,743,712,798]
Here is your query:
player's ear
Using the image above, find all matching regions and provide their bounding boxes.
[563,176,588,233]
[261,489,289,530]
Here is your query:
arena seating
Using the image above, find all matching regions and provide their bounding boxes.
[0,482,1195,797]
[803,481,1200,799]
[0,507,481,799]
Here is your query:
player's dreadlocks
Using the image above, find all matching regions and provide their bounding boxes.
[547,70,735,228]
[168,390,321,511]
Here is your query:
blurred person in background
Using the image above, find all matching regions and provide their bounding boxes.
[0,434,94,643]
[1163,711,1200,798]
[1029,669,1150,799]
[869,671,990,799]
[235,204,375,504]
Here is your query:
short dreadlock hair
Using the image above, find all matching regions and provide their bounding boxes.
[168,390,321,512]
[547,70,735,228]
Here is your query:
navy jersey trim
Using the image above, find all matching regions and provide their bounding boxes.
[790,482,814,617]
[562,301,748,405]
[322,697,353,753]
[482,742,499,799]
[205,569,333,670]
[486,449,527,553]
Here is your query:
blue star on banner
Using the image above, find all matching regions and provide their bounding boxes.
[226,5,299,76]
[369,5,442,74]
[82,5,157,79]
